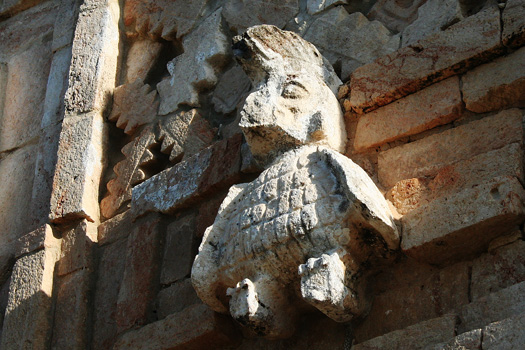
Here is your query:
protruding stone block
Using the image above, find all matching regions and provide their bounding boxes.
[462,46,525,113]
[482,313,525,350]
[113,304,240,350]
[378,109,523,188]
[402,176,525,265]
[49,113,106,224]
[15,224,60,259]
[57,220,97,276]
[131,134,242,218]
[346,4,502,114]
[124,39,162,84]
[354,76,462,152]
[156,279,202,320]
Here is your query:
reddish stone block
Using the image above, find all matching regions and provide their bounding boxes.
[345,4,502,114]
[354,77,462,152]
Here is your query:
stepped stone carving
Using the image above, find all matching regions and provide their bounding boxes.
[192,25,399,338]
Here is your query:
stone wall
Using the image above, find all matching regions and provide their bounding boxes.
[0,0,524,349]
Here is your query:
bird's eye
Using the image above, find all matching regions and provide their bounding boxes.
[282,80,308,99]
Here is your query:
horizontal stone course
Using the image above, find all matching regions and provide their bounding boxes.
[378,109,523,188]
[462,46,525,113]
[114,304,240,350]
[131,134,243,218]
[401,176,525,265]
[344,4,502,114]
[353,76,462,152]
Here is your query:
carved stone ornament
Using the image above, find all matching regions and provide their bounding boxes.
[191,25,400,339]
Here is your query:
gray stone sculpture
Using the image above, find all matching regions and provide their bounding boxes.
[191,25,399,339]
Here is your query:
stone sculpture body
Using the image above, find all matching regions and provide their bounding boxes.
[191,25,399,339]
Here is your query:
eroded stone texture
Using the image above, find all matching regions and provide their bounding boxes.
[482,313,525,350]
[192,146,399,337]
[303,7,400,80]
[157,9,230,115]
[502,0,525,48]
[15,224,60,259]
[123,0,209,40]
[158,109,215,163]
[124,39,162,83]
[223,0,299,33]
[50,114,106,224]
[234,25,345,166]
[462,46,525,113]
[401,0,463,47]
[113,304,240,350]
[212,65,251,114]
[346,4,502,114]
[1,248,60,350]
[428,329,482,350]
[0,0,45,18]
[109,79,158,135]
[353,314,458,350]
[307,0,347,15]
[64,0,119,113]
[459,281,525,333]
[378,109,523,188]
[131,134,243,218]
[367,0,427,33]
[401,176,525,265]
[57,220,96,276]
[101,127,156,219]
[156,278,202,320]
[354,76,462,151]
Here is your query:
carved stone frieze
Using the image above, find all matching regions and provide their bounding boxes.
[192,25,399,339]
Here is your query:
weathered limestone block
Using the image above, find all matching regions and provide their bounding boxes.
[482,313,525,350]
[97,210,133,246]
[57,220,97,276]
[116,213,161,332]
[303,7,400,80]
[0,145,38,249]
[306,0,347,15]
[388,143,524,215]
[346,4,502,114]
[158,109,215,163]
[353,314,458,350]
[131,134,242,218]
[367,0,427,33]
[51,0,81,52]
[15,224,60,259]
[157,9,230,115]
[354,76,462,152]
[459,281,525,333]
[51,269,90,350]
[123,0,209,40]
[101,127,156,219]
[223,0,299,33]
[193,25,398,339]
[234,25,345,166]
[64,0,119,113]
[502,0,525,48]
[113,304,240,349]
[161,213,198,285]
[49,114,106,224]
[156,278,202,319]
[212,65,251,114]
[124,39,162,83]
[109,79,158,135]
[1,37,52,152]
[462,46,525,113]
[401,0,463,47]
[428,329,482,350]
[192,146,399,336]
[92,238,127,349]
[471,240,525,301]
[1,247,60,350]
[378,109,523,188]
[401,176,525,265]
